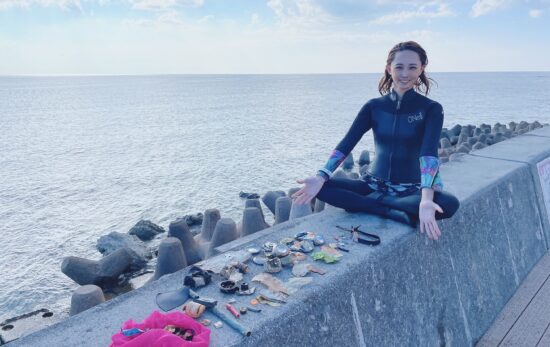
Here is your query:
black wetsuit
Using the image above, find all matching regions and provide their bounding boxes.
[316,89,459,223]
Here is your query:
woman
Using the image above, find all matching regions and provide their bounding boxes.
[292,41,459,241]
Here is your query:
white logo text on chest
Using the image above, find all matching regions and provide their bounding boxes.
[408,112,423,123]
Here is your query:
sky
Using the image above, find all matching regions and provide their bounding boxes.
[0,0,549,74]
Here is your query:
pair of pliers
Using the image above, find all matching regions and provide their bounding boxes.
[336,225,381,246]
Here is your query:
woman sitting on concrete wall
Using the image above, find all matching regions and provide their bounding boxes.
[292,41,460,241]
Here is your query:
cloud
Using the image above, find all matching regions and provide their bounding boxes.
[0,0,82,10]
[127,0,203,11]
[370,2,453,25]
[529,8,542,17]
[470,0,512,17]
[267,0,333,27]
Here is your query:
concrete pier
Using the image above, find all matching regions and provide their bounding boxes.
[8,126,550,347]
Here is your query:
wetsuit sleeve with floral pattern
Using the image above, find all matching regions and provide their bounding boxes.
[317,102,373,181]
[419,102,444,190]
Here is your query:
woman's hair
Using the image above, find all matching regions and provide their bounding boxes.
[378,41,435,96]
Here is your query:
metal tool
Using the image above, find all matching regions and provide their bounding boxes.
[336,225,381,246]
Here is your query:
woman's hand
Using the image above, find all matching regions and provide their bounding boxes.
[292,176,325,205]
[419,200,444,240]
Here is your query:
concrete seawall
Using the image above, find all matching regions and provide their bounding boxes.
[8,126,550,346]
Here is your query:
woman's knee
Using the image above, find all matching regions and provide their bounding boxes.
[436,191,460,218]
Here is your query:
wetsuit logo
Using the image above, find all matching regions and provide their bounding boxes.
[408,112,423,123]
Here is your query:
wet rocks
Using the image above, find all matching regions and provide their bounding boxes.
[128,220,165,241]
[96,232,151,271]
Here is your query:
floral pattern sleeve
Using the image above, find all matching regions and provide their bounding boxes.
[317,149,346,181]
[420,156,444,191]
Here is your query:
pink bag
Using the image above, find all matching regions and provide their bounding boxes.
[110,310,210,347]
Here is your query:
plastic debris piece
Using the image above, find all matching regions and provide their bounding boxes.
[263,242,276,252]
[237,287,256,296]
[313,235,325,246]
[274,244,290,257]
[279,237,294,245]
[321,246,343,258]
[122,328,145,337]
[263,257,282,273]
[182,300,206,318]
[308,265,327,275]
[285,277,313,295]
[239,307,248,315]
[247,246,261,254]
[214,321,224,329]
[247,306,262,313]
[301,240,314,253]
[291,252,307,263]
[290,241,302,252]
[226,303,240,318]
[250,299,259,306]
[312,251,338,264]
[199,250,251,274]
[292,263,310,277]
[200,319,211,326]
[252,273,289,295]
[228,298,236,304]
[252,256,267,265]
[280,254,293,267]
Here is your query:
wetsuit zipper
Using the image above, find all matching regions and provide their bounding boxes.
[388,98,401,180]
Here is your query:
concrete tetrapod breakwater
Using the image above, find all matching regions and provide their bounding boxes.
[7,126,550,347]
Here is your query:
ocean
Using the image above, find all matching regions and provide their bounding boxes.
[1,72,549,322]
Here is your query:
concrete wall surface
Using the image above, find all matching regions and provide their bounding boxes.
[9,130,550,347]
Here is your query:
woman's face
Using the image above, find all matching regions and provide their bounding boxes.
[386,50,424,94]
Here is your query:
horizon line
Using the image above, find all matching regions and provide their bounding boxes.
[1,70,549,77]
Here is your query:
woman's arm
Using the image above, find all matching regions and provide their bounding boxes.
[418,102,445,239]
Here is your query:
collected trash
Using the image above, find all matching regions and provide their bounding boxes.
[183,266,213,289]
[226,304,240,318]
[336,225,381,246]
[110,311,210,346]
[292,263,310,277]
[252,273,289,295]
[182,301,206,319]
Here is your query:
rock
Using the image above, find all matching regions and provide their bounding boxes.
[61,248,132,287]
[456,144,470,154]
[332,170,348,179]
[152,237,187,281]
[128,220,165,241]
[440,156,449,163]
[262,191,286,215]
[342,154,354,170]
[275,196,292,224]
[69,285,105,316]
[440,138,452,149]
[168,220,202,266]
[358,150,371,165]
[493,132,505,144]
[450,136,459,146]
[348,172,360,179]
[359,164,369,177]
[503,130,513,139]
[473,127,482,136]
[518,128,528,135]
[450,124,462,136]
[472,142,487,151]
[438,148,448,157]
[177,213,203,227]
[241,207,267,237]
[289,200,312,220]
[245,199,269,228]
[96,232,150,270]
[457,133,469,145]
[314,199,325,213]
[449,153,467,161]
[478,134,488,144]
[287,188,300,199]
[468,137,478,146]
[197,209,220,242]
[208,218,239,256]
[239,191,260,199]
[508,121,517,132]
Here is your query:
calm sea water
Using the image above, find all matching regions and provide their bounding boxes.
[1,72,549,322]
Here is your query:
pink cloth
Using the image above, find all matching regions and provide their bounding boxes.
[110,310,210,347]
